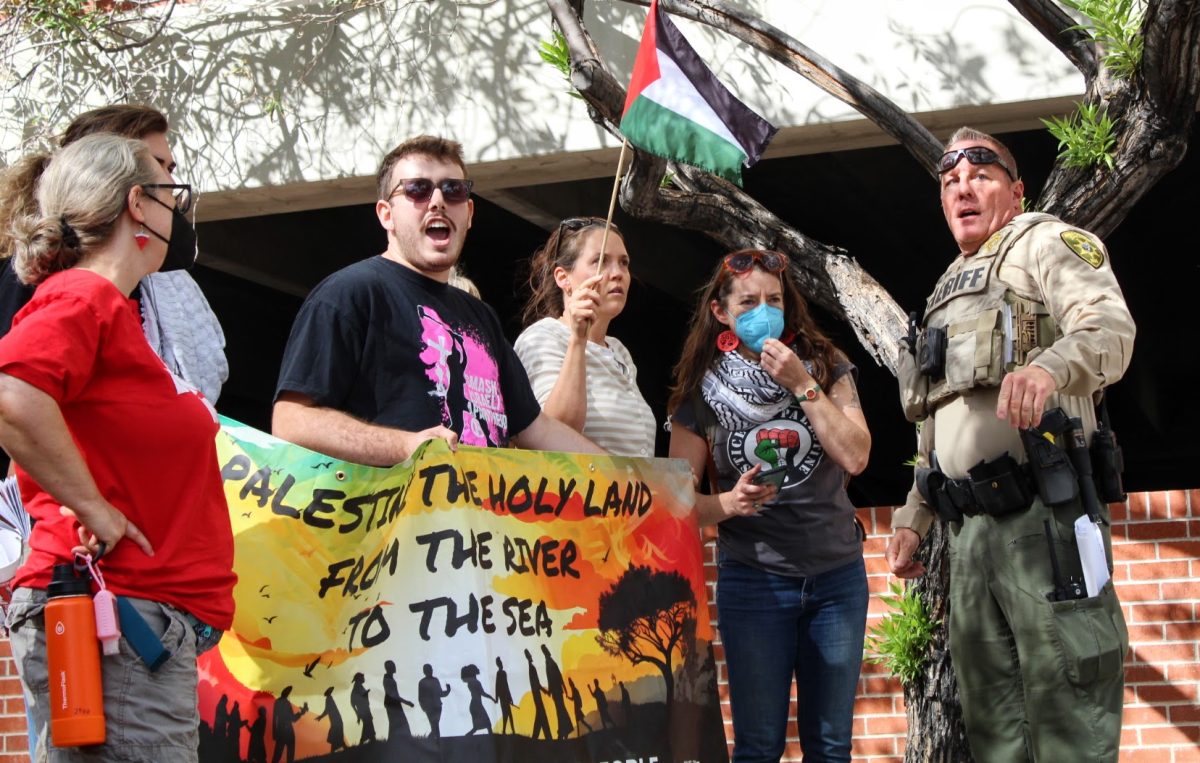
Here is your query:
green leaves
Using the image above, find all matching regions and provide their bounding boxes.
[538,28,582,100]
[1060,0,1145,79]
[537,28,572,77]
[1041,3,1137,170]
[20,0,104,42]
[865,581,939,685]
[1042,102,1119,170]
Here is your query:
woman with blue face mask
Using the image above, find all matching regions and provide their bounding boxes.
[668,249,871,763]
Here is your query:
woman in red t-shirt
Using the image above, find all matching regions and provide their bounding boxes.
[0,133,235,760]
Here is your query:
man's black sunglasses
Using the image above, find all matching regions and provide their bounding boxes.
[937,146,1015,180]
[141,183,193,214]
[389,177,473,204]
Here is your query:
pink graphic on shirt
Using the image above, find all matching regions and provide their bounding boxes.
[417,305,509,446]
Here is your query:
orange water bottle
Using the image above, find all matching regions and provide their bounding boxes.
[45,563,106,746]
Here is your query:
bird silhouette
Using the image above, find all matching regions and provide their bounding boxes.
[312,461,333,469]
[241,512,253,518]
[263,615,278,624]
[303,656,321,677]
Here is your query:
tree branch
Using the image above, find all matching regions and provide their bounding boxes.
[1007,0,1099,81]
[620,0,944,174]
[1037,0,1200,236]
[83,0,178,53]
[548,0,908,371]
[1141,0,1200,124]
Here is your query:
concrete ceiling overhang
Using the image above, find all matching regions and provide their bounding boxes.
[198,96,1079,225]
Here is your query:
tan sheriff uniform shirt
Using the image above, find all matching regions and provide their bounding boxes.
[894,212,1135,538]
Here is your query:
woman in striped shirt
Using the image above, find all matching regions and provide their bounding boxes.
[515,217,656,457]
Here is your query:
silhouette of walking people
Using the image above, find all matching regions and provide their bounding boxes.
[214,695,230,756]
[494,657,516,735]
[591,679,615,730]
[542,644,573,740]
[350,672,377,744]
[461,663,496,735]
[383,660,415,741]
[228,700,247,761]
[525,649,552,740]
[619,680,632,727]
[567,678,593,737]
[417,663,452,739]
[314,686,348,753]
[271,686,308,763]
[247,706,268,763]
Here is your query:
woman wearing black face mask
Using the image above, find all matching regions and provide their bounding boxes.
[0,134,235,760]
[0,104,226,419]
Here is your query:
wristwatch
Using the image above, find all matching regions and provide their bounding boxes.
[796,383,821,402]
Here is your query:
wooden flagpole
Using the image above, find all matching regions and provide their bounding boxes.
[596,140,629,276]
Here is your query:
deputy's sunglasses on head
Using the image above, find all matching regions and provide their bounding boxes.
[389,177,473,204]
[937,146,1015,180]
[722,250,789,276]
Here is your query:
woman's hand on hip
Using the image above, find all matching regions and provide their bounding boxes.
[61,502,155,559]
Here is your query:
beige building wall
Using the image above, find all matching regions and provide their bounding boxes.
[1,0,1082,221]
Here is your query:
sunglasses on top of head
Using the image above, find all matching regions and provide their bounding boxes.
[388,177,473,205]
[721,250,789,277]
[937,146,1016,180]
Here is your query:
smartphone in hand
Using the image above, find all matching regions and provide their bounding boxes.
[752,465,787,491]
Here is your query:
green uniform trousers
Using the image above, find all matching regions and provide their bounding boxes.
[948,496,1127,762]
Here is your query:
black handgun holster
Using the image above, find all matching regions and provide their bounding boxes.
[916,466,961,524]
[1021,424,1078,506]
[1091,401,1126,503]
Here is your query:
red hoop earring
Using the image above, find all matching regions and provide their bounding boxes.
[716,330,740,352]
[134,227,150,251]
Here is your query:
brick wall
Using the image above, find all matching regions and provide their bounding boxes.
[703,490,1200,762]
[0,490,1195,762]
[0,638,27,762]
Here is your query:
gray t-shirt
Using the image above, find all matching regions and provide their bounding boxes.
[673,361,863,577]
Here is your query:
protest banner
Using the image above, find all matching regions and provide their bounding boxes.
[197,419,728,763]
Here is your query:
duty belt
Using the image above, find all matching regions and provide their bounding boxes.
[917,453,1036,523]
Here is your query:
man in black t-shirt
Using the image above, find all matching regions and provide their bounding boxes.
[273,135,602,466]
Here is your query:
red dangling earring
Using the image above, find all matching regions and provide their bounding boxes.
[133,226,150,251]
[716,330,740,351]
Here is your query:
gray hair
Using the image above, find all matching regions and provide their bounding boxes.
[12,133,157,285]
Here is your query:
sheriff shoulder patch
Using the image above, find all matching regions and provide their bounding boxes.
[1061,230,1104,268]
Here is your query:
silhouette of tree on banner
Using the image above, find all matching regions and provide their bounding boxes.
[596,565,696,708]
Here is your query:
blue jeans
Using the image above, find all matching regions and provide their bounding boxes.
[717,555,868,763]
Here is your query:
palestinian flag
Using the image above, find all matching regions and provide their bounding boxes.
[620,0,777,185]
